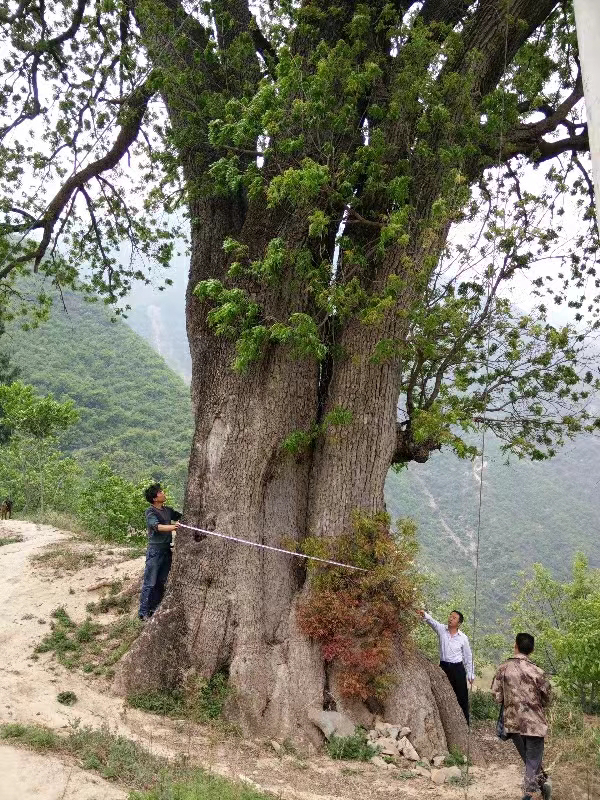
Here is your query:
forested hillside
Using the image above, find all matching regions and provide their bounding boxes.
[5,284,194,501]
[386,432,600,625]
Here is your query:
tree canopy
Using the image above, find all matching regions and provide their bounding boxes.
[0,0,597,463]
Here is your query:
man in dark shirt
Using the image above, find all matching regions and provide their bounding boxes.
[138,483,182,620]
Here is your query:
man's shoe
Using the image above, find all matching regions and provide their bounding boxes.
[541,778,552,800]
[138,614,150,621]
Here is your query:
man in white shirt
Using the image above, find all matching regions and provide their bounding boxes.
[417,609,474,723]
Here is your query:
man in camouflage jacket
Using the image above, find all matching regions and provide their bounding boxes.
[492,633,552,800]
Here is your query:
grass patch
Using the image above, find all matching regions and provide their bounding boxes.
[34,606,141,672]
[325,729,378,761]
[0,534,23,546]
[130,772,271,800]
[86,593,132,616]
[1,722,60,750]
[127,672,231,724]
[444,747,469,767]
[0,722,271,798]
[31,544,96,572]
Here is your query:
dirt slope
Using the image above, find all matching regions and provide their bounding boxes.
[0,519,524,800]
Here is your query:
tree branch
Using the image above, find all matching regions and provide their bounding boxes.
[0,78,155,280]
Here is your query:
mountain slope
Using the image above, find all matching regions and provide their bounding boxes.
[6,285,194,502]
[385,432,600,624]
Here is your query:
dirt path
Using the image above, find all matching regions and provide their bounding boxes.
[0,519,524,800]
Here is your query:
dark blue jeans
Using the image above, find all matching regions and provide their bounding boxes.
[138,545,172,618]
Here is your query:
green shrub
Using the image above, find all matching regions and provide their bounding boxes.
[444,747,469,767]
[128,672,231,723]
[470,690,498,721]
[0,535,23,546]
[0,722,60,750]
[325,729,377,761]
[128,689,186,717]
[77,464,149,544]
[57,691,77,706]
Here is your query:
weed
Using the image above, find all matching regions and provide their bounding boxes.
[1,723,59,751]
[127,671,231,724]
[34,606,141,671]
[448,774,473,787]
[128,689,186,717]
[326,729,378,761]
[0,722,272,798]
[57,691,77,706]
[0,535,23,546]
[85,593,131,615]
[444,747,470,767]
[340,767,360,776]
[32,545,96,572]
[470,690,498,721]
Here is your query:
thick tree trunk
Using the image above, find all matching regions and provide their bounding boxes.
[115,222,482,761]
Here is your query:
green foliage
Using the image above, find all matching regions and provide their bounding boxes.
[511,554,600,712]
[128,671,230,723]
[281,406,353,454]
[297,513,421,700]
[0,381,80,516]
[6,282,193,507]
[325,729,377,761]
[469,691,498,722]
[78,464,149,544]
[1,723,60,751]
[56,691,78,706]
[128,689,186,717]
[0,381,78,439]
[0,535,22,546]
[444,747,469,767]
[35,606,141,673]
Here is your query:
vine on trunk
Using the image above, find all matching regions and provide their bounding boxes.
[297,512,422,701]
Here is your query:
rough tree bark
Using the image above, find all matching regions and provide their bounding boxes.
[114,0,565,762]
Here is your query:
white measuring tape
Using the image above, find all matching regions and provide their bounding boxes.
[177,522,368,572]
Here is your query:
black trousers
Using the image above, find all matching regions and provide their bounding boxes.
[138,545,172,617]
[440,660,469,723]
[510,733,546,794]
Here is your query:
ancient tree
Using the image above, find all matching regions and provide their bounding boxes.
[0,0,596,755]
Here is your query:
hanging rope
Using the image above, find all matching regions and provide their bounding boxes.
[463,9,511,797]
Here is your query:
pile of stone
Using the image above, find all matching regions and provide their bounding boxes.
[367,720,420,762]
[308,711,469,785]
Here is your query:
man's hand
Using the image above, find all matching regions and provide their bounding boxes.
[416,609,426,618]
[469,678,475,688]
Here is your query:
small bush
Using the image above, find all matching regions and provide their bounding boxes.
[325,729,377,761]
[77,464,149,545]
[470,690,498,721]
[57,691,77,706]
[444,747,469,767]
[297,512,422,701]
